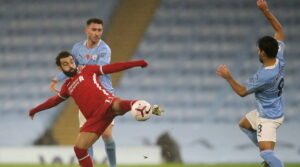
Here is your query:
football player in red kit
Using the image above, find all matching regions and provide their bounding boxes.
[29,51,164,167]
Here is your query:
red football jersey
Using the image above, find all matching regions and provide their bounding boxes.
[58,65,114,119]
[29,60,146,136]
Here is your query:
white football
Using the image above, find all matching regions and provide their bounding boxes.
[131,100,152,121]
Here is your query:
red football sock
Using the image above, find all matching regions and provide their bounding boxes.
[74,147,93,167]
[119,100,137,113]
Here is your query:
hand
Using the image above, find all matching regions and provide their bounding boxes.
[49,78,60,93]
[257,0,268,11]
[216,65,232,80]
[29,110,35,120]
[140,60,148,68]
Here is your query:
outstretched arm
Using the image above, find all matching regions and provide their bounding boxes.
[216,65,248,97]
[257,0,284,41]
[100,60,148,75]
[29,95,66,120]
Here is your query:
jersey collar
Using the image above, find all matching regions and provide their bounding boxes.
[264,58,279,70]
[84,40,101,48]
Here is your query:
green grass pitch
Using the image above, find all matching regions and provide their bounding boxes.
[0,164,299,167]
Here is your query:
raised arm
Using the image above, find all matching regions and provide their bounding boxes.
[29,95,66,120]
[257,0,284,41]
[100,60,148,75]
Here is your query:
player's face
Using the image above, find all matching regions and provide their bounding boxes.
[257,47,263,63]
[85,23,103,44]
[59,56,78,77]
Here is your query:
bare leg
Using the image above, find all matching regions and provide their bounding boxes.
[239,116,259,147]
[259,141,275,151]
[239,116,255,130]
[75,132,99,149]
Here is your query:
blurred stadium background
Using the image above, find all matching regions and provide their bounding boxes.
[0,0,299,166]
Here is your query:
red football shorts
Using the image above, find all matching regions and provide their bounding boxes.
[80,97,118,137]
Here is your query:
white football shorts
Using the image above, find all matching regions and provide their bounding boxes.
[246,109,284,142]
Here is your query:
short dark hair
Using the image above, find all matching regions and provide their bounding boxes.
[86,18,103,26]
[257,36,279,58]
[56,51,72,66]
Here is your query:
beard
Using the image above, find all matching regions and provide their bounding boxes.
[63,68,77,77]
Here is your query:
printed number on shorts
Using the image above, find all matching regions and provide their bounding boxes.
[258,124,263,133]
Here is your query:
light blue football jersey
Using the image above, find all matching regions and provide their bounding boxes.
[246,41,285,119]
[55,40,114,93]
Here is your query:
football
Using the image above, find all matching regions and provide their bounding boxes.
[131,100,152,121]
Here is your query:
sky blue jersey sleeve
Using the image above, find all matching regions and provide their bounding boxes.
[54,72,67,81]
[246,71,268,94]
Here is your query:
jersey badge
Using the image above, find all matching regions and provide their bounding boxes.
[100,52,106,57]
[92,54,98,60]
[86,54,91,60]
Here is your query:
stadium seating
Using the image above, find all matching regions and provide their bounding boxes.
[1,0,299,163]
[116,0,300,122]
[113,0,300,163]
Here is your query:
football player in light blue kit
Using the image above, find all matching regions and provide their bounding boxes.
[50,18,117,167]
[216,0,285,167]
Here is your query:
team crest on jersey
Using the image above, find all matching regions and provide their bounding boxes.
[86,54,91,60]
[92,54,98,60]
[100,52,106,57]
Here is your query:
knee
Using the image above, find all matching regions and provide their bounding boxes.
[74,138,91,150]
[102,131,112,139]
[74,133,99,150]
[239,117,253,130]
[102,126,113,139]
[239,119,246,129]
[74,143,89,150]
[238,120,244,128]
[111,99,122,114]
[259,141,275,151]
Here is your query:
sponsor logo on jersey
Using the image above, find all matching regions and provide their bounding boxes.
[100,52,106,57]
[69,75,85,94]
